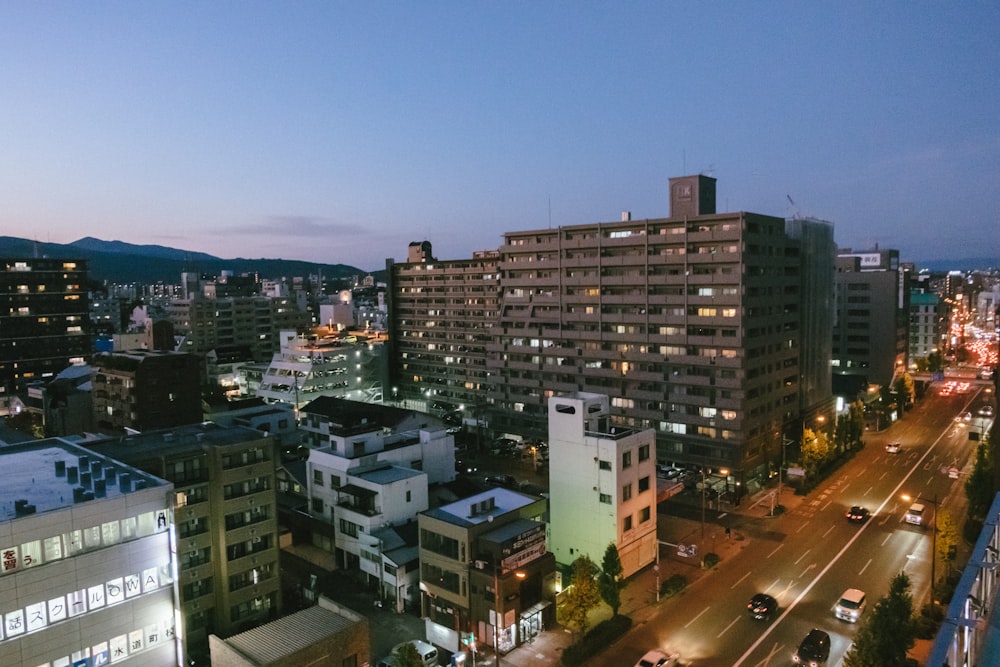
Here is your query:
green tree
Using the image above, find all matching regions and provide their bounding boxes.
[893,373,915,411]
[843,572,915,667]
[926,350,944,372]
[965,439,994,522]
[392,642,423,667]
[935,511,960,576]
[562,555,600,640]
[598,542,625,617]
[801,427,831,476]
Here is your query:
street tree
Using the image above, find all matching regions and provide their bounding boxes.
[392,642,423,667]
[935,511,960,576]
[843,571,915,667]
[801,427,831,477]
[965,438,994,523]
[598,542,625,617]
[562,555,600,640]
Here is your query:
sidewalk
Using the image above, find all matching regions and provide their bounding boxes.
[492,484,805,667]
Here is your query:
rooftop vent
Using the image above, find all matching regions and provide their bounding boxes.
[14,499,36,516]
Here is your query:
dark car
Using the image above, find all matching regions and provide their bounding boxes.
[486,474,518,489]
[845,505,870,523]
[792,628,830,666]
[746,592,777,620]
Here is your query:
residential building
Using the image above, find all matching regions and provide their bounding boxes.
[546,392,657,577]
[87,422,282,667]
[91,350,203,434]
[418,488,555,655]
[0,438,178,667]
[30,363,95,437]
[297,396,455,484]
[0,258,91,411]
[833,248,909,389]
[385,247,500,418]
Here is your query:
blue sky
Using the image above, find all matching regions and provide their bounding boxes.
[2,2,998,272]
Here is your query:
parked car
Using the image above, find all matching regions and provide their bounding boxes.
[792,628,830,665]
[746,592,777,620]
[845,506,870,523]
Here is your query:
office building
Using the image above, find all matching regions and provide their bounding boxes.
[87,422,282,666]
[833,248,909,389]
[909,289,946,361]
[546,393,657,577]
[0,258,91,411]
[0,439,178,667]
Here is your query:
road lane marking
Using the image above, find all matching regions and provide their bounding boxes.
[881,533,892,546]
[794,549,811,565]
[864,485,874,496]
[767,544,783,558]
[733,408,957,666]
[683,605,710,628]
[717,616,740,638]
[731,571,751,589]
[822,525,836,538]
[860,557,872,575]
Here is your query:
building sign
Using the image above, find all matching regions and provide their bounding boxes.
[499,524,547,572]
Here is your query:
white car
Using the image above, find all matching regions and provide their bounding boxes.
[834,588,867,622]
[635,649,678,667]
[885,442,901,454]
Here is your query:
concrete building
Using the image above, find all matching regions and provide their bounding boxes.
[0,258,91,411]
[418,488,555,655]
[833,248,909,389]
[87,423,283,667]
[385,247,500,419]
[208,596,369,667]
[0,439,179,667]
[256,332,385,409]
[909,289,946,362]
[91,350,203,434]
[546,393,657,577]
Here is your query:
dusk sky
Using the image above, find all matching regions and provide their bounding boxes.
[2,2,998,272]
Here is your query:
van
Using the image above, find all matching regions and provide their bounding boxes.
[390,640,438,667]
[905,503,925,525]
[834,588,867,622]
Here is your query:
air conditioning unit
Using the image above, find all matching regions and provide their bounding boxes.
[252,536,262,544]
[474,560,486,570]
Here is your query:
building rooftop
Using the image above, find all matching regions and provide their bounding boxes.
[355,464,425,485]
[423,487,538,528]
[220,603,360,663]
[301,395,436,435]
[87,421,269,461]
[0,438,167,522]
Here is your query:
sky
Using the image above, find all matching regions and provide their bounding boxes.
[2,2,998,272]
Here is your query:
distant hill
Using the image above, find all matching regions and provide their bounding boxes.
[0,236,376,285]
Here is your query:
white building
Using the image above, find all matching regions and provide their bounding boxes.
[546,392,657,578]
[0,439,179,667]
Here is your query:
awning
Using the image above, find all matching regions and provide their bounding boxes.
[338,483,376,498]
[519,601,551,619]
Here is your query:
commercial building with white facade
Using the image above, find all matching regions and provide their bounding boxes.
[547,392,657,578]
[0,439,179,667]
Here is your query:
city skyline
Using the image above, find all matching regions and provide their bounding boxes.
[2,2,998,272]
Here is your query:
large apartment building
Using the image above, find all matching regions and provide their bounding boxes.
[87,422,282,667]
[0,258,91,409]
[386,175,838,487]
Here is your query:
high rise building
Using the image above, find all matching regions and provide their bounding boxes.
[0,258,91,410]
[387,175,834,489]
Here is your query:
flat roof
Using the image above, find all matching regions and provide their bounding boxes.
[422,487,538,528]
[0,438,167,522]
[87,422,269,461]
[221,603,359,662]
[355,464,425,485]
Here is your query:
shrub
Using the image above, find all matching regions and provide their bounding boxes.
[561,615,632,666]
[702,552,720,569]
[659,574,687,598]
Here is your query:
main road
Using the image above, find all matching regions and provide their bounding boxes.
[589,381,993,667]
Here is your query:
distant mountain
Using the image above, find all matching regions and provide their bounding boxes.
[0,236,375,285]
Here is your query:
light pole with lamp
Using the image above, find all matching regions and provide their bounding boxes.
[902,492,939,614]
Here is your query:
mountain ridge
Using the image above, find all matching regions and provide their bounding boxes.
[0,236,376,285]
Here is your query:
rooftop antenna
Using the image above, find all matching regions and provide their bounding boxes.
[786,194,803,220]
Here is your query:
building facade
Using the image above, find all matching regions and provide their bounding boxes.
[88,423,283,666]
[92,350,203,434]
[909,289,945,362]
[0,258,91,410]
[418,488,555,655]
[0,439,178,667]
[546,393,657,577]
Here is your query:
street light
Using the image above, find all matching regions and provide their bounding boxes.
[902,492,939,613]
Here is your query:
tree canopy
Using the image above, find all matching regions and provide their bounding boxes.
[562,555,600,639]
[598,542,625,617]
[843,572,915,667]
